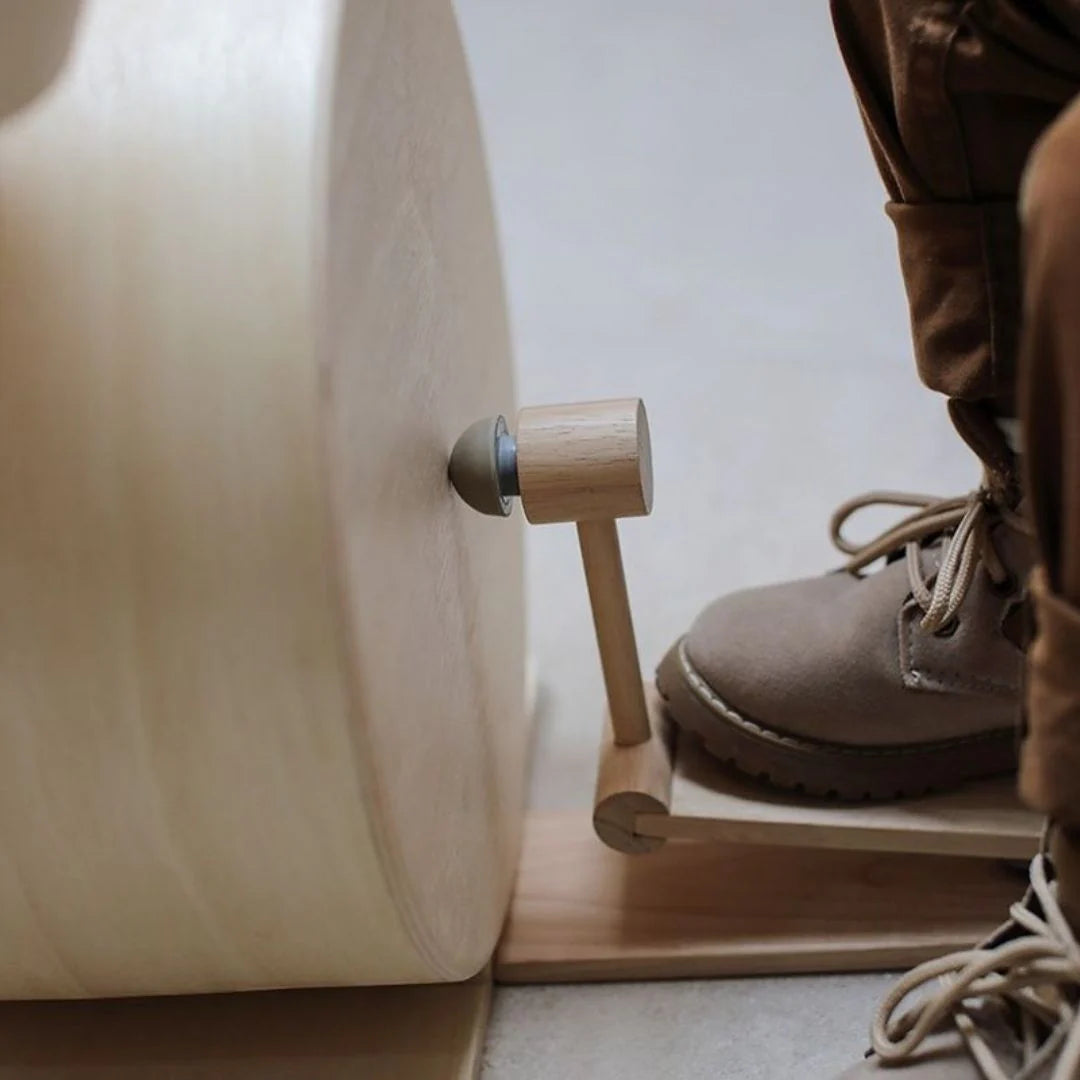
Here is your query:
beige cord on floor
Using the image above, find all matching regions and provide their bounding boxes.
[870,853,1080,1079]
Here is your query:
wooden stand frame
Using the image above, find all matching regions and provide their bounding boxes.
[495,685,1041,984]
[448,397,1043,985]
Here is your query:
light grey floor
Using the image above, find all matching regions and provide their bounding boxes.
[454,3,980,1077]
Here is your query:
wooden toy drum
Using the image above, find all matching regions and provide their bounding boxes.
[0,0,527,998]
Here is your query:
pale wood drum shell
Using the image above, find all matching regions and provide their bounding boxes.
[0,0,526,998]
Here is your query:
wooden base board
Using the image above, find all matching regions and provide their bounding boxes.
[642,731,1041,860]
[495,813,1025,983]
[0,973,490,1079]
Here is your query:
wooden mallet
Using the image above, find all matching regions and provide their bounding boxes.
[450,399,654,748]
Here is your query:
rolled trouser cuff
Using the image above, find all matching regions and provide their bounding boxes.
[1022,567,1080,828]
[886,200,1019,409]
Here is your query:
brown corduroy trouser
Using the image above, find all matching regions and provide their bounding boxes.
[830,0,1080,829]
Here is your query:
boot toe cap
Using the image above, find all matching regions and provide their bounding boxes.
[682,572,865,744]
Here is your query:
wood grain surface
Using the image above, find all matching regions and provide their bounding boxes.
[0,974,490,1079]
[495,813,1026,983]
[0,0,526,997]
[516,399,652,524]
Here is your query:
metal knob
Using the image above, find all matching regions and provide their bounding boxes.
[448,415,519,517]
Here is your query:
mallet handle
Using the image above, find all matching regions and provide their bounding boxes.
[577,518,650,746]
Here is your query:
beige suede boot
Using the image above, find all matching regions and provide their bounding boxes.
[657,404,1033,799]
[836,827,1080,1078]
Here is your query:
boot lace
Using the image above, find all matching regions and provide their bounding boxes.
[830,489,1030,634]
[871,853,1080,1080]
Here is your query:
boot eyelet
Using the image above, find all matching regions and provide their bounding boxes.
[934,617,960,639]
[989,572,1017,598]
